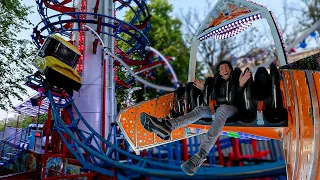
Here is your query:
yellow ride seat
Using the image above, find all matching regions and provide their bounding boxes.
[40,56,82,93]
[32,34,82,93]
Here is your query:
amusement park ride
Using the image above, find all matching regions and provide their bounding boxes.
[0,0,319,179]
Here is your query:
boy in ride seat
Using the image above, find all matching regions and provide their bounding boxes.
[140,61,251,175]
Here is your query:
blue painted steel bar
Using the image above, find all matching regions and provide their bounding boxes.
[114,126,120,161]
[269,140,276,160]
[168,143,173,164]
[126,0,151,27]
[37,0,151,34]
[194,136,199,153]
[0,132,26,171]
[175,141,181,164]
[157,146,161,161]
[208,149,214,166]
[0,129,24,145]
[36,0,151,42]
[188,137,193,157]
[115,0,133,11]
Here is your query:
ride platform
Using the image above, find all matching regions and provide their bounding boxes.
[117,67,320,179]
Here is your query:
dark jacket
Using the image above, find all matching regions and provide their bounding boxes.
[206,62,244,107]
[213,76,244,106]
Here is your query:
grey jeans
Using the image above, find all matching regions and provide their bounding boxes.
[168,104,238,154]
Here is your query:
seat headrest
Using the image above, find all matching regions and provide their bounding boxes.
[234,67,242,74]
[205,77,215,86]
[254,67,270,85]
[233,67,242,79]
[243,67,253,87]
[251,67,272,101]
[269,63,280,80]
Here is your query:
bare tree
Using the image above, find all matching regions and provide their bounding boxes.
[180,0,309,74]
[179,0,261,75]
[275,0,305,48]
[289,0,320,32]
[253,0,305,63]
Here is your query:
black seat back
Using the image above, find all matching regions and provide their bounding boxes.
[264,63,288,123]
[184,82,193,112]
[204,76,215,105]
[252,67,272,101]
[269,63,283,108]
[238,67,254,110]
[172,87,185,117]
[184,82,204,112]
[233,67,242,82]
[191,84,203,110]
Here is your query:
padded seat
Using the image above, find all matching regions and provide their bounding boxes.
[43,56,82,94]
[203,76,215,105]
[251,67,273,102]
[264,108,288,124]
[185,82,204,112]
[170,87,186,118]
[245,64,287,126]
[235,67,256,123]
[177,65,288,127]
[265,63,288,124]
[183,82,193,113]
[187,81,212,122]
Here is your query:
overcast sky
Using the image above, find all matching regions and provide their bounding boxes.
[0,0,308,119]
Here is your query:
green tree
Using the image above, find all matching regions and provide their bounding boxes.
[3,113,48,129]
[5,114,21,128]
[19,113,48,128]
[0,119,5,131]
[141,0,190,83]
[0,0,34,110]
[116,0,191,106]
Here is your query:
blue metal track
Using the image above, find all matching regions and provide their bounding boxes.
[35,0,72,37]
[24,75,286,179]
[115,0,152,35]
[37,0,151,35]
[35,0,151,56]
[32,0,178,90]
[31,14,177,90]
[32,12,150,61]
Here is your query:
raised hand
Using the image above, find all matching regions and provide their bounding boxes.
[193,78,205,90]
[239,70,251,87]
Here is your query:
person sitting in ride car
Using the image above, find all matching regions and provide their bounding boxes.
[140,61,251,175]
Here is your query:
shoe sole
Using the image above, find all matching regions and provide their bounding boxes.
[140,113,171,140]
[181,163,195,176]
[181,154,205,176]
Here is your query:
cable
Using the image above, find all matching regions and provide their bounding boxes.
[84,25,176,92]
[145,46,178,84]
